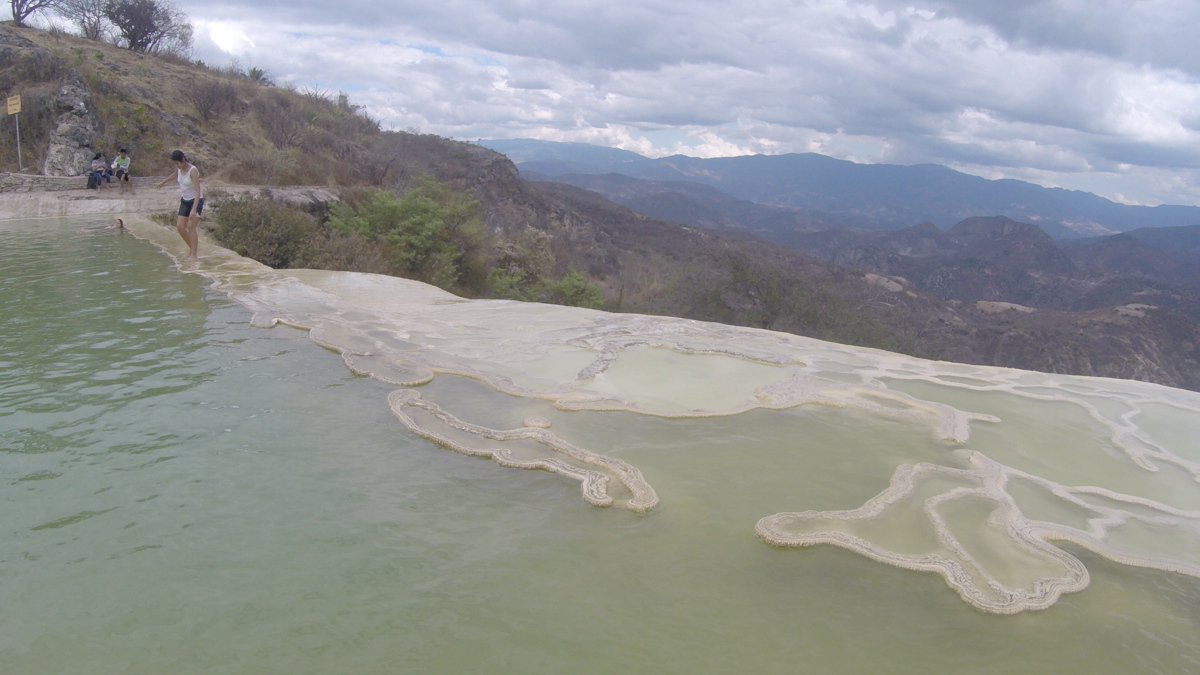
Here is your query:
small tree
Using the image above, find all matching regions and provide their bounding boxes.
[252,93,308,149]
[186,78,237,121]
[10,0,59,25]
[103,0,192,55]
[55,0,108,40]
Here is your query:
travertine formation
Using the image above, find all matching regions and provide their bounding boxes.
[118,213,1200,613]
[757,455,1200,614]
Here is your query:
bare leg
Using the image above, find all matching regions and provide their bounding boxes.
[175,215,198,261]
[186,214,200,260]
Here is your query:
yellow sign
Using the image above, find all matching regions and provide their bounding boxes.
[6,95,19,115]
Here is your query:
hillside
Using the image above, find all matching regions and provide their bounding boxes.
[4,23,1200,391]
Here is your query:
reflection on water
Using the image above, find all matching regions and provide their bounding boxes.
[2,216,1200,672]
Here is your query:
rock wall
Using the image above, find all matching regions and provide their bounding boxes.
[0,172,161,192]
[1,172,88,192]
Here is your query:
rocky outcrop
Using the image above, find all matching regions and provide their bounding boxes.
[42,72,102,177]
[0,30,38,52]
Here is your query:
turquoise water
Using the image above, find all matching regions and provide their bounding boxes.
[3,216,1200,673]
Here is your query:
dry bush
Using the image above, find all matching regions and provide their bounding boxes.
[0,86,56,172]
[225,147,326,186]
[302,231,393,275]
[226,147,289,185]
[494,226,555,279]
[298,125,338,154]
[211,193,393,274]
[7,49,68,83]
[252,92,308,149]
[186,77,237,121]
[319,99,381,138]
[274,152,325,185]
[336,144,398,186]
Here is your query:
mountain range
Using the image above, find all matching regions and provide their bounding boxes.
[482,139,1200,239]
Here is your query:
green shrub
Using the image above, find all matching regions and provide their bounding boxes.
[213,195,320,268]
[546,270,605,309]
[488,267,604,309]
[488,268,535,302]
[327,177,487,293]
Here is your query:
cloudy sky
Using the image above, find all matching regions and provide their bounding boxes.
[34,1,1200,205]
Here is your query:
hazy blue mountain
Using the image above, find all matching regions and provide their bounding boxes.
[481,139,1200,238]
[522,171,896,238]
[1122,224,1200,256]
[478,139,648,174]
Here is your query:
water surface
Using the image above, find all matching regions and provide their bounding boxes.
[2,216,1199,673]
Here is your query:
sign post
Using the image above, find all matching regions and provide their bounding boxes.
[7,95,21,173]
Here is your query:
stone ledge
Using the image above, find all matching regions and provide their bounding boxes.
[0,183,339,220]
[1,172,166,193]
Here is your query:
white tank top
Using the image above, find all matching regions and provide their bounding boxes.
[176,165,200,200]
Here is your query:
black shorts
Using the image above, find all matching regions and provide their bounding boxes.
[178,198,205,217]
[115,169,129,180]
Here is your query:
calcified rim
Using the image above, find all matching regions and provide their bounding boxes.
[388,389,658,512]
[757,454,1200,614]
[875,371,1200,481]
[117,214,1200,612]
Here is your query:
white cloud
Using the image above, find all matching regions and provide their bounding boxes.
[174,0,1200,205]
[197,21,256,56]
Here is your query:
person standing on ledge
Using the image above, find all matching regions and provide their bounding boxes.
[156,150,203,262]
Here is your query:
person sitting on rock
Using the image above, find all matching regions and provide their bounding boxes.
[112,149,132,193]
[89,153,106,189]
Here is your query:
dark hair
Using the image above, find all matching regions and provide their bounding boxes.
[93,152,102,160]
[119,148,127,153]
[170,150,186,162]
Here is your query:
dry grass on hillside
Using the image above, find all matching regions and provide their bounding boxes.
[1,22,390,184]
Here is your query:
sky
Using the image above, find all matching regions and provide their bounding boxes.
[19,1,1200,206]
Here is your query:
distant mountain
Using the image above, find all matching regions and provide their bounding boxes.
[1122,224,1200,258]
[480,139,1200,239]
[478,140,647,175]
[1063,225,1200,290]
[521,171,895,239]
